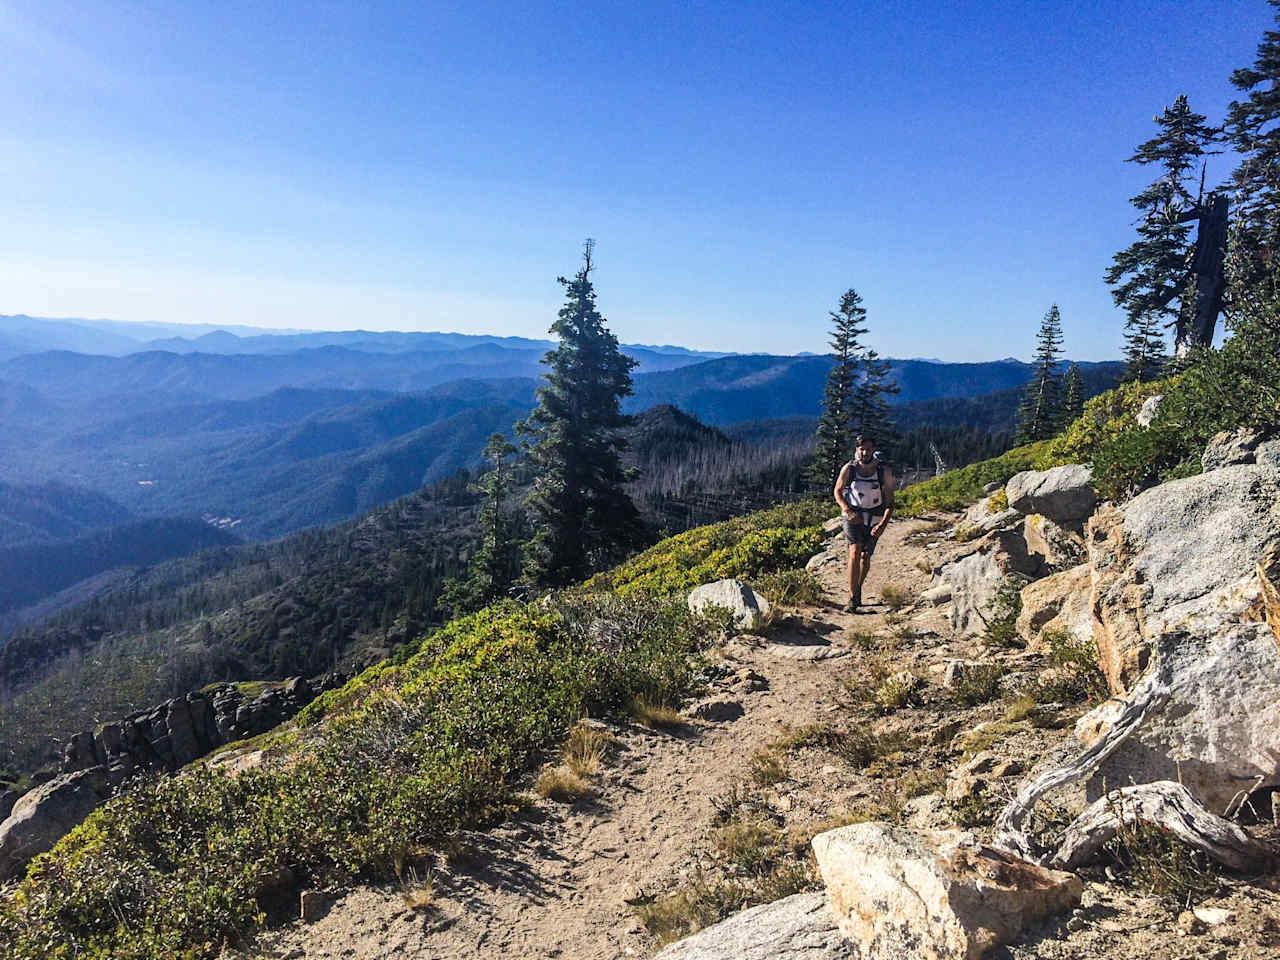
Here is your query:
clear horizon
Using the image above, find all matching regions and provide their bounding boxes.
[2,1,1272,362]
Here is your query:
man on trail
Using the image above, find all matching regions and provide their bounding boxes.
[834,434,894,614]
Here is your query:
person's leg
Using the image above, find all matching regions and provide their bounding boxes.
[850,541,866,608]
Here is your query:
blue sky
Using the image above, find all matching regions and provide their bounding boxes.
[1,0,1274,360]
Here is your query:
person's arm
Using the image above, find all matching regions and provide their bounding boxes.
[833,462,853,517]
[872,467,895,536]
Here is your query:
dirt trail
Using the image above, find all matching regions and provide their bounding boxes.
[241,516,1280,960]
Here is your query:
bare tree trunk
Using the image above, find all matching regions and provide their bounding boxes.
[1176,192,1230,357]
[1052,781,1273,872]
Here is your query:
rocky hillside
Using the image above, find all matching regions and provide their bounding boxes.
[2,393,1278,958]
[231,421,1280,960]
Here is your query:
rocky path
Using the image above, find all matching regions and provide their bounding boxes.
[237,512,1280,960]
[239,516,936,960]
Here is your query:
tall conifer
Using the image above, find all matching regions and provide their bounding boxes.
[1016,305,1065,444]
[519,241,646,587]
[1059,363,1085,428]
[853,348,900,452]
[1228,2,1280,295]
[1106,95,1217,377]
[810,289,866,490]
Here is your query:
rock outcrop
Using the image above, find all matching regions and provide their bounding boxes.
[1021,513,1084,571]
[61,673,346,786]
[0,672,346,883]
[1201,427,1280,472]
[1086,575,1280,815]
[812,822,1081,960]
[0,767,112,879]
[941,528,1044,639]
[1088,465,1280,693]
[1136,394,1163,428]
[1016,563,1092,650]
[687,579,772,631]
[1005,465,1096,524]
[652,892,855,959]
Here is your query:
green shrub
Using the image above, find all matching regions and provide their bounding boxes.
[753,568,823,606]
[1055,291,1280,501]
[982,577,1024,649]
[1034,378,1169,472]
[0,594,703,959]
[895,442,1051,517]
[1036,628,1109,703]
[588,500,827,597]
[951,662,1007,707]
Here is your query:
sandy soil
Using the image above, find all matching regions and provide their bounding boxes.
[236,514,1280,960]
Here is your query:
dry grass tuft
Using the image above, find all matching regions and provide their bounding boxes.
[563,722,616,778]
[1003,691,1037,722]
[400,866,436,911]
[749,748,788,786]
[950,662,1007,707]
[712,818,780,873]
[844,628,882,651]
[880,583,912,612]
[873,672,921,713]
[630,695,686,730]
[535,765,592,803]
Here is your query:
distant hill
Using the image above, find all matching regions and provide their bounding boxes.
[627,355,1124,426]
[0,517,240,618]
[0,481,134,549]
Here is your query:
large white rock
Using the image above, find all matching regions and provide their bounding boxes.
[1088,596,1280,816]
[1005,465,1096,524]
[652,892,854,959]
[941,529,1043,639]
[0,766,111,880]
[1016,563,1092,650]
[811,822,1081,960]
[1090,465,1280,692]
[687,579,772,631]
[1136,394,1164,428]
[1021,513,1084,571]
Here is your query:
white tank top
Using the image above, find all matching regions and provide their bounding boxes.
[842,462,884,514]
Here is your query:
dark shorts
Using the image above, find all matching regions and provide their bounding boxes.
[842,517,881,555]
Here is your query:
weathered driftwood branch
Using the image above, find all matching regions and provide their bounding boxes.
[1051,781,1274,872]
[993,635,1177,862]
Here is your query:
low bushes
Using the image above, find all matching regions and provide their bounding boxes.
[895,441,1051,517]
[0,594,704,959]
[586,500,827,597]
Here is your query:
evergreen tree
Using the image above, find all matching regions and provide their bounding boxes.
[1228,2,1280,294]
[1059,363,1085,428]
[809,288,866,490]
[1016,305,1065,444]
[852,348,900,454]
[440,433,522,616]
[518,241,646,588]
[1105,95,1217,376]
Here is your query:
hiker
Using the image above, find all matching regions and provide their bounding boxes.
[833,434,895,613]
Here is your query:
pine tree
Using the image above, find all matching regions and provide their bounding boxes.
[852,348,900,454]
[440,433,522,615]
[518,241,646,588]
[1228,2,1280,296]
[809,288,866,490]
[1106,95,1218,374]
[1059,363,1085,428]
[1016,305,1065,444]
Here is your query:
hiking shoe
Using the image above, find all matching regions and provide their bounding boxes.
[842,600,859,614]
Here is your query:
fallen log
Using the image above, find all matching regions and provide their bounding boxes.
[1051,781,1274,873]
